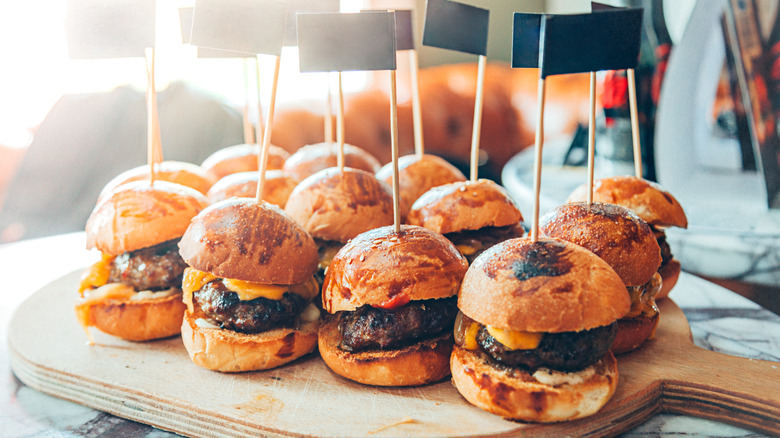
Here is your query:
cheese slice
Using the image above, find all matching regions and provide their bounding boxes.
[486,326,543,350]
[455,244,478,256]
[461,322,481,350]
[79,254,115,294]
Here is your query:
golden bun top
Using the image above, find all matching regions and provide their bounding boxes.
[540,202,662,287]
[322,225,468,313]
[206,170,299,208]
[567,176,687,228]
[200,144,289,180]
[407,179,523,234]
[86,181,209,255]
[458,237,629,333]
[282,142,382,182]
[284,167,394,243]
[178,198,318,285]
[375,154,466,221]
[99,161,216,200]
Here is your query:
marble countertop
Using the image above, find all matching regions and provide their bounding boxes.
[2,233,779,437]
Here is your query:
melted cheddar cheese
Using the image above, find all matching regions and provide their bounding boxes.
[461,321,480,350]
[486,326,543,350]
[625,272,662,318]
[79,254,115,294]
[455,244,478,256]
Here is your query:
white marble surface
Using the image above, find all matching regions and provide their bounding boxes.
[1,233,779,437]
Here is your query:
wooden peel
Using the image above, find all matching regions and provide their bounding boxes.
[9,272,779,437]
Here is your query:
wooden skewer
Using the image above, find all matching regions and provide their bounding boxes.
[530,75,546,243]
[337,71,345,171]
[255,55,264,144]
[409,49,424,157]
[255,55,281,203]
[325,73,334,144]
[243,59,256,145]
[145,48,159,185]
[390,70,401,233]
[627,68,642,179]
[587,71,596,205]
[470,54,487,182]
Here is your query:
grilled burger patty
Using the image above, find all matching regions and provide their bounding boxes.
[194,281,307,334]
[337,296,458,351]
[476,323,616,372]
[109,239,187,291]
[446,225,525,264]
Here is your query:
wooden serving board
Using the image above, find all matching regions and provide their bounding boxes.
[8,270,780,437]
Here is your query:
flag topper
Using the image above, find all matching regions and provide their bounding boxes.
[190,0,288,56]
[65,0,155,59]
[297,12,397,72]
[178,7,253,58]
[422,0,489,56]
[284,0,341,47]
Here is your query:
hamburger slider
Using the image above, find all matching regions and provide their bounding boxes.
[319,225,468,386]
[200,143,290,181]
[98,161,216,200]
[567,176,687,299]
[407,179,524,264]
[77,181,209,341]
[284,167,394,287]
[375,154,466,221]
[451,237,630,422]
[206,170,299,208]
[177,198,321,372]
[282,142,382,182]
[540,202,662,354]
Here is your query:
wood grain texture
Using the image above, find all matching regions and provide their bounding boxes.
[8,270,780,437]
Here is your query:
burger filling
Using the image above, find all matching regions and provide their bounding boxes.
[454,312,617,372]
[182,267,319,334]
[652,225,674,267]
[445,225,525,264]
[316,238,345,286]
[336,296,458,352]
[625,272,662,319]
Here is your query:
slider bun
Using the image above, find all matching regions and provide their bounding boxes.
[611,312,660,355]
[450,346,619,422]
[318,315,452,386]
[407,179,522,234]
[99,161,216,200]
[86,181,209,255]
[567,176,687,228]
[282,142,382,182]
[375,154,466,221]
[657,259,681,300]
[179,198,318,285]
[540,202,661,287]
[200,144,289,180]
[284,168,393,243]
[323,225,468,313]
[459,237,629,333]
[78,291,187,341]
[207,170,299,208]
[181,310,318,372]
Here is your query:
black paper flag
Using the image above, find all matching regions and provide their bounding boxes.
[66,0,155,59]
[284,0,341,47]
[422,0,489,56]
[190,0,287,56]
[297,12,397,73]
[511,13,542,69]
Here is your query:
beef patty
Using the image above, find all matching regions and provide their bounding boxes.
[109,239,187,291]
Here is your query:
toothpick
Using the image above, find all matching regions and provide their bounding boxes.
[627,68,642,179]
[145,48,162,185]
[337,71,345,171]
[255,55,264,144]
[390,70,401,233]
[242,59,256,145]
[587,71,596,205]
[530,75,546,243]
[325,73,334,144]
[409,49,424,157]
[255,55,281,203]
[470,55,487,182]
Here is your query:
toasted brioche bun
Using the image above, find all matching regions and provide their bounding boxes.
[540,202,661,287]
[284,168,394,243]
[567,176,687,229]
[375,154,466,221]
[200,144,289,180]
[459,237,629,333]
[181,310,318,372]
[86,181,209,255]
[99,161,216,200]
[317,314,452,386]
[323,225,468,313]
[408,179,523,234]
[206,170,298,208]
[179,198,318,285]
[450,346,619,422]
[76,289,187,341]
[657,259,681,300]
[611,312,660,355]
[282,142,382,182]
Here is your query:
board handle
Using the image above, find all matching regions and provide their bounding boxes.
[660,346,780,435]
